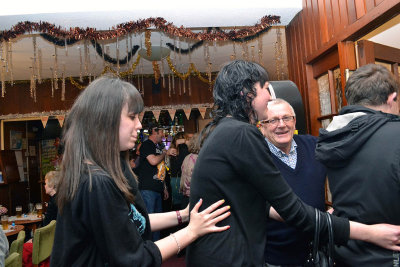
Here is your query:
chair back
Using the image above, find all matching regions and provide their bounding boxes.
[32,220,56,265]
[9,230,25,266]
[5,252,20,267]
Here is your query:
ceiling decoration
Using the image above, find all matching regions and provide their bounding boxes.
[0,14,284,101]
[0,16,280,42]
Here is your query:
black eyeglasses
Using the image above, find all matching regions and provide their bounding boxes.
[260,116,295,126]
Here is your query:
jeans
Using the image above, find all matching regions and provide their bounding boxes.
[140,190,162,241]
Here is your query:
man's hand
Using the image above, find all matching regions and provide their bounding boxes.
[166,148,177,157]
[163,187,169,200]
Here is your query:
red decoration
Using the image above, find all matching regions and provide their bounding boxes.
[0,16,280,42]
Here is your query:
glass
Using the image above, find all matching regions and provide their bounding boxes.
[36,203,43,218]
[28,203,34,214]
[16,206,22,218]
[260,116,295,126]
[1,215,9,230]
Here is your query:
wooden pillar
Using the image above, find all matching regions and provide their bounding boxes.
[338,41,357,107]
[357,40,375,66]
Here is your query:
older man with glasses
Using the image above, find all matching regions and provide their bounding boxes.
[260,98,327,267]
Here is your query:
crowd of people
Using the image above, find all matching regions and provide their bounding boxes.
[2,60,400,267]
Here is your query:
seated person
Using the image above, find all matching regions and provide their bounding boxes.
[23,171,59,267]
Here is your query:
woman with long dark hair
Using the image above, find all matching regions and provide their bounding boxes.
[51,76,231,266]
[186,60,400,266]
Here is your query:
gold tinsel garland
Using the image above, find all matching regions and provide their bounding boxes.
[0,16,280,42]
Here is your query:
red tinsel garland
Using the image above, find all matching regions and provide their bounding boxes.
[0,15,280,42]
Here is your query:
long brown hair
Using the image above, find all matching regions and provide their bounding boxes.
[57,76,144,212]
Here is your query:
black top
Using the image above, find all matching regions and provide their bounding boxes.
[316,106,400,266]
[43,195,58,226]
[138,139,164,192]
[169,144,189,177]
[186,117,349,267]
[50,162,162,267]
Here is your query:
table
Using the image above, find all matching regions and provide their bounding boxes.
[14,215,43,232]
[4,224,24,237]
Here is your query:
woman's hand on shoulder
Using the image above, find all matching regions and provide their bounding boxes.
[186,199,231,240]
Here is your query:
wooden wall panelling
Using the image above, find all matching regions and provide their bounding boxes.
[300,14,312,131]
[331,0,343,37]
[328,70,338,113]
[339,0,350,28]
[287,0,399,135]
[292,15,311,131]
[312,0,323,49]
[355,0,367,19]
[312,49,340,78]
[0,76,214,116]
[357,39,376,65]
[374,42,400,63]
[302,0,313,56]
[347,0,358,24]
[306,64,322,136]
[338,41,357,107]
[324,0,335,40]
[391,63,399,80]
[318,0,330,43]
[305,0,400,64]
[307,0,319,53]
[365,0,377,11]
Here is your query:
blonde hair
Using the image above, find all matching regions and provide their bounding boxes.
[45,171,60,190]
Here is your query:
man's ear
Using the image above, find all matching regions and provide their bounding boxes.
[387,92,397,105]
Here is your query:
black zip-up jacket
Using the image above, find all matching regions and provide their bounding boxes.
[316,105,400,266]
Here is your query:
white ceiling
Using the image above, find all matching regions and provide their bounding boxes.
[0,0,302,28]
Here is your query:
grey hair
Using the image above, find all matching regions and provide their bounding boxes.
[267,98,296,117]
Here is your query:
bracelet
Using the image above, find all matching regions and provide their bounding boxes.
[176,210,183,225]
[170,233,181,254]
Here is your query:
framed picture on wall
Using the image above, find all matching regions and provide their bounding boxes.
[10,130,23,150]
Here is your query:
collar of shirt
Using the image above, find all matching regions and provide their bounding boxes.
[265,138,298,169]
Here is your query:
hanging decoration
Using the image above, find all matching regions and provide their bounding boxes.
[258,34,263,66]
[0,42,5,97]
[56,115,65,127]
[7,41,13,86]
[37,48,42,83]
[40,116,49,128]
[167,109,176,121]
[152,110,161,122]
[274,27,284,80]
[138,111,145,122]
[0,103,214,122]
[198,107,207,119]
[183,108,191,120]
[0,16,279,42]
[0,15,281,99]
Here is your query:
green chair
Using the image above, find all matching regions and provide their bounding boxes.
[9,230,25,266]
[32,220,56,267]
[5,252,20,267]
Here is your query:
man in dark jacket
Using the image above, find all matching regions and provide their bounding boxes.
[315,64,400,266]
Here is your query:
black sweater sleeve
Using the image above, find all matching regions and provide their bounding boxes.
[83,174,162,266]
[43,195,58,226]
[233,124,349,245]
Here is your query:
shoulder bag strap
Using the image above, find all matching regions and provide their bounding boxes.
[326,212,334,267]
[312,208,320,261]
